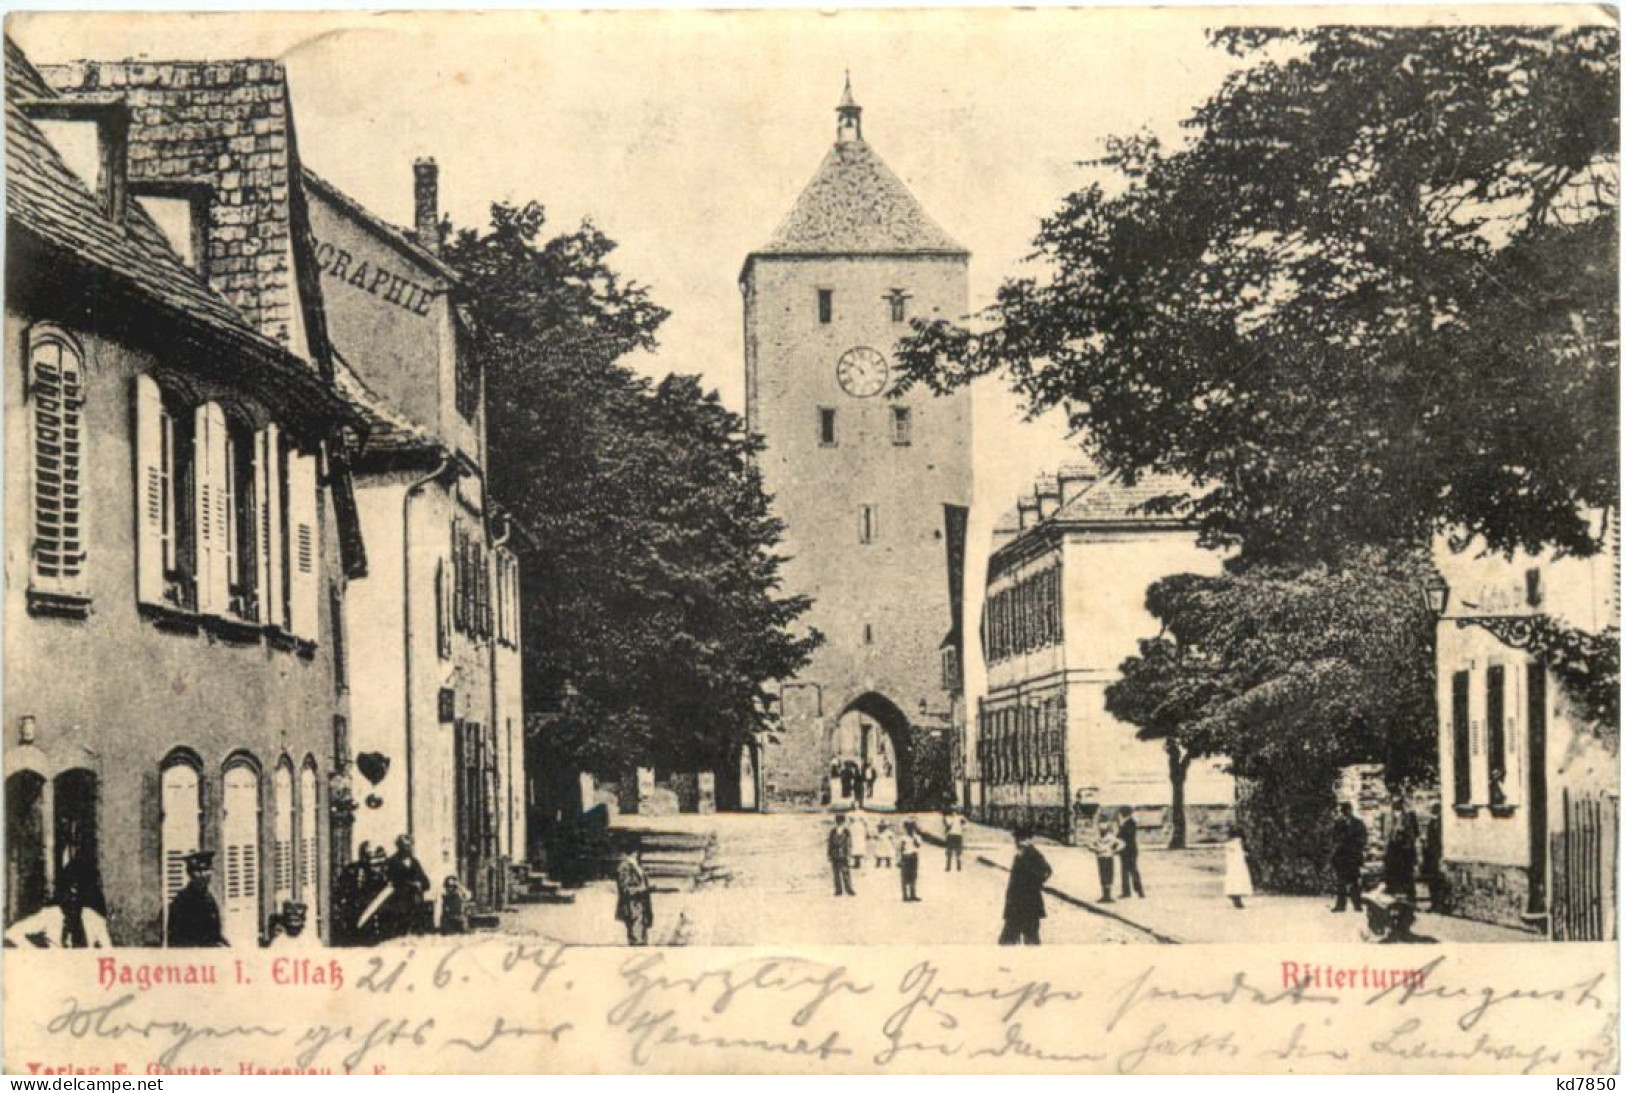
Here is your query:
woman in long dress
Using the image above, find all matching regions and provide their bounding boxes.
[850,812,870,869]
[1223,825,1254,909]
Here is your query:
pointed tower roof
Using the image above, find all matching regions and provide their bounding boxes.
[751,79,966,259]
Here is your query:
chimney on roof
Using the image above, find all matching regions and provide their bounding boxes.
[1016,493,1040,533]
[1035,474,1061,520]
[1058,462,1097,506]
[413,157,441,256]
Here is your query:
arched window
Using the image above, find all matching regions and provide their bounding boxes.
[30,328,87,593]
[220,758,262,947]
[272,760,295,911]
[159,755,203,945]
[298,761,320,934]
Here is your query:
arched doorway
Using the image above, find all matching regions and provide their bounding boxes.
[6,771,48,924]
[826,693,911,811]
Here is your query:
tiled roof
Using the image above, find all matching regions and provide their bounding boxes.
[1053,472,1196,524]
[5,38,285,360]
[330,350,439,460]
[302,167,458,283]
[41,57,306,348]
[755,138,966,257]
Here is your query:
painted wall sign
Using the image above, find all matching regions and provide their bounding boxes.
[315,240,437,317]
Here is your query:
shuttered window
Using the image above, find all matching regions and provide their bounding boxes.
[286,451,319,641]
[221,762,261,947]
[273,762,295,909]
[298,763,320,935]
[30,330,87,592]
[159,759,202,947]
[256,425,285,629]
[436,559,452,660]
[1451,671,1472,806]
[1487,665,1507,808]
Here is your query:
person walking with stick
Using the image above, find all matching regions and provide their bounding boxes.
[615,848,655,946]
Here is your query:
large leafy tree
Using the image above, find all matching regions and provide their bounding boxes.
[1108,548,1438,882]
[445,202,819,782]
[897,26,1618,564]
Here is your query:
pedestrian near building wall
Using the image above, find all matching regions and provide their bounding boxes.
[850,813,869,868]
[1383,795,1420,899]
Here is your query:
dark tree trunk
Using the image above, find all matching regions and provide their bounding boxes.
[1166,738,1191,850]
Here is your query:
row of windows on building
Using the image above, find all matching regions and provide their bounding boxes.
[816,287,912,325]
[977,695,1067,785]
[983,565,1063,664]
[159,750,324,947]
[1449,660,1542,812]
[818,405,911,446]
[434,520,521,657]
[28,327,324,645]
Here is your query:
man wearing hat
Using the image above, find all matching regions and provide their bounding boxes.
[167,851,227,947]
[999,825,1052,945]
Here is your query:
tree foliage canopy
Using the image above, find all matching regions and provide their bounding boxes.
[1107,547,1439,787]
[445,202,819,775]
[897,26,1618,563]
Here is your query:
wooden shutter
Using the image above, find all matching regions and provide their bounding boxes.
[298,765,320,930]
[134,375,167,605]
[221,764,261,947]
[31,337,86,589]
[288,451,319,640]
[256,426,284,629]
[273,764,294,907]
[193,403,230,615]
[159,763,201,945]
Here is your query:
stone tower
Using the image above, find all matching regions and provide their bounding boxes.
[741,79,973,811]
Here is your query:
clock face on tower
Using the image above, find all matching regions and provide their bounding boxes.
[836,346,890,398]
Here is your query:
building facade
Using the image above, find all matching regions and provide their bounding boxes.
[6,41,363,945]
[305,162,525,911]
[1433,523,1618,936]
[974,467,1234,844]
[741,81,972,811]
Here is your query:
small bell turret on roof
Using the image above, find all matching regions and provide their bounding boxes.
[837,71,862,144]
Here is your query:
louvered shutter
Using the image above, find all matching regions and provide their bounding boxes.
[195,403,230,614]
[192,405,216,613]
[298,766,320,932]
[159,763,201,946]
[257,426,284,629]
[134,375,167,605]
[273,765,294,908]
[221,764,261,947]
[288,451,319,641]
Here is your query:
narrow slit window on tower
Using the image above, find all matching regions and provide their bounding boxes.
[891,405,912,446]
[859,504,877,544]
[887,289,909,323]
[863,622,874,645]
[819,407,837,447]
[818,288,833,324]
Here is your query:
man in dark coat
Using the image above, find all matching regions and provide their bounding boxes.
[1329,802,1368,912]
[828,813,855,896]
[333,841,372,946]
[1116,807,1146,898]
[1383,796,1420,899]
[166,851,228,947]
[1000,826,1052,945]
[383,835,433,938]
